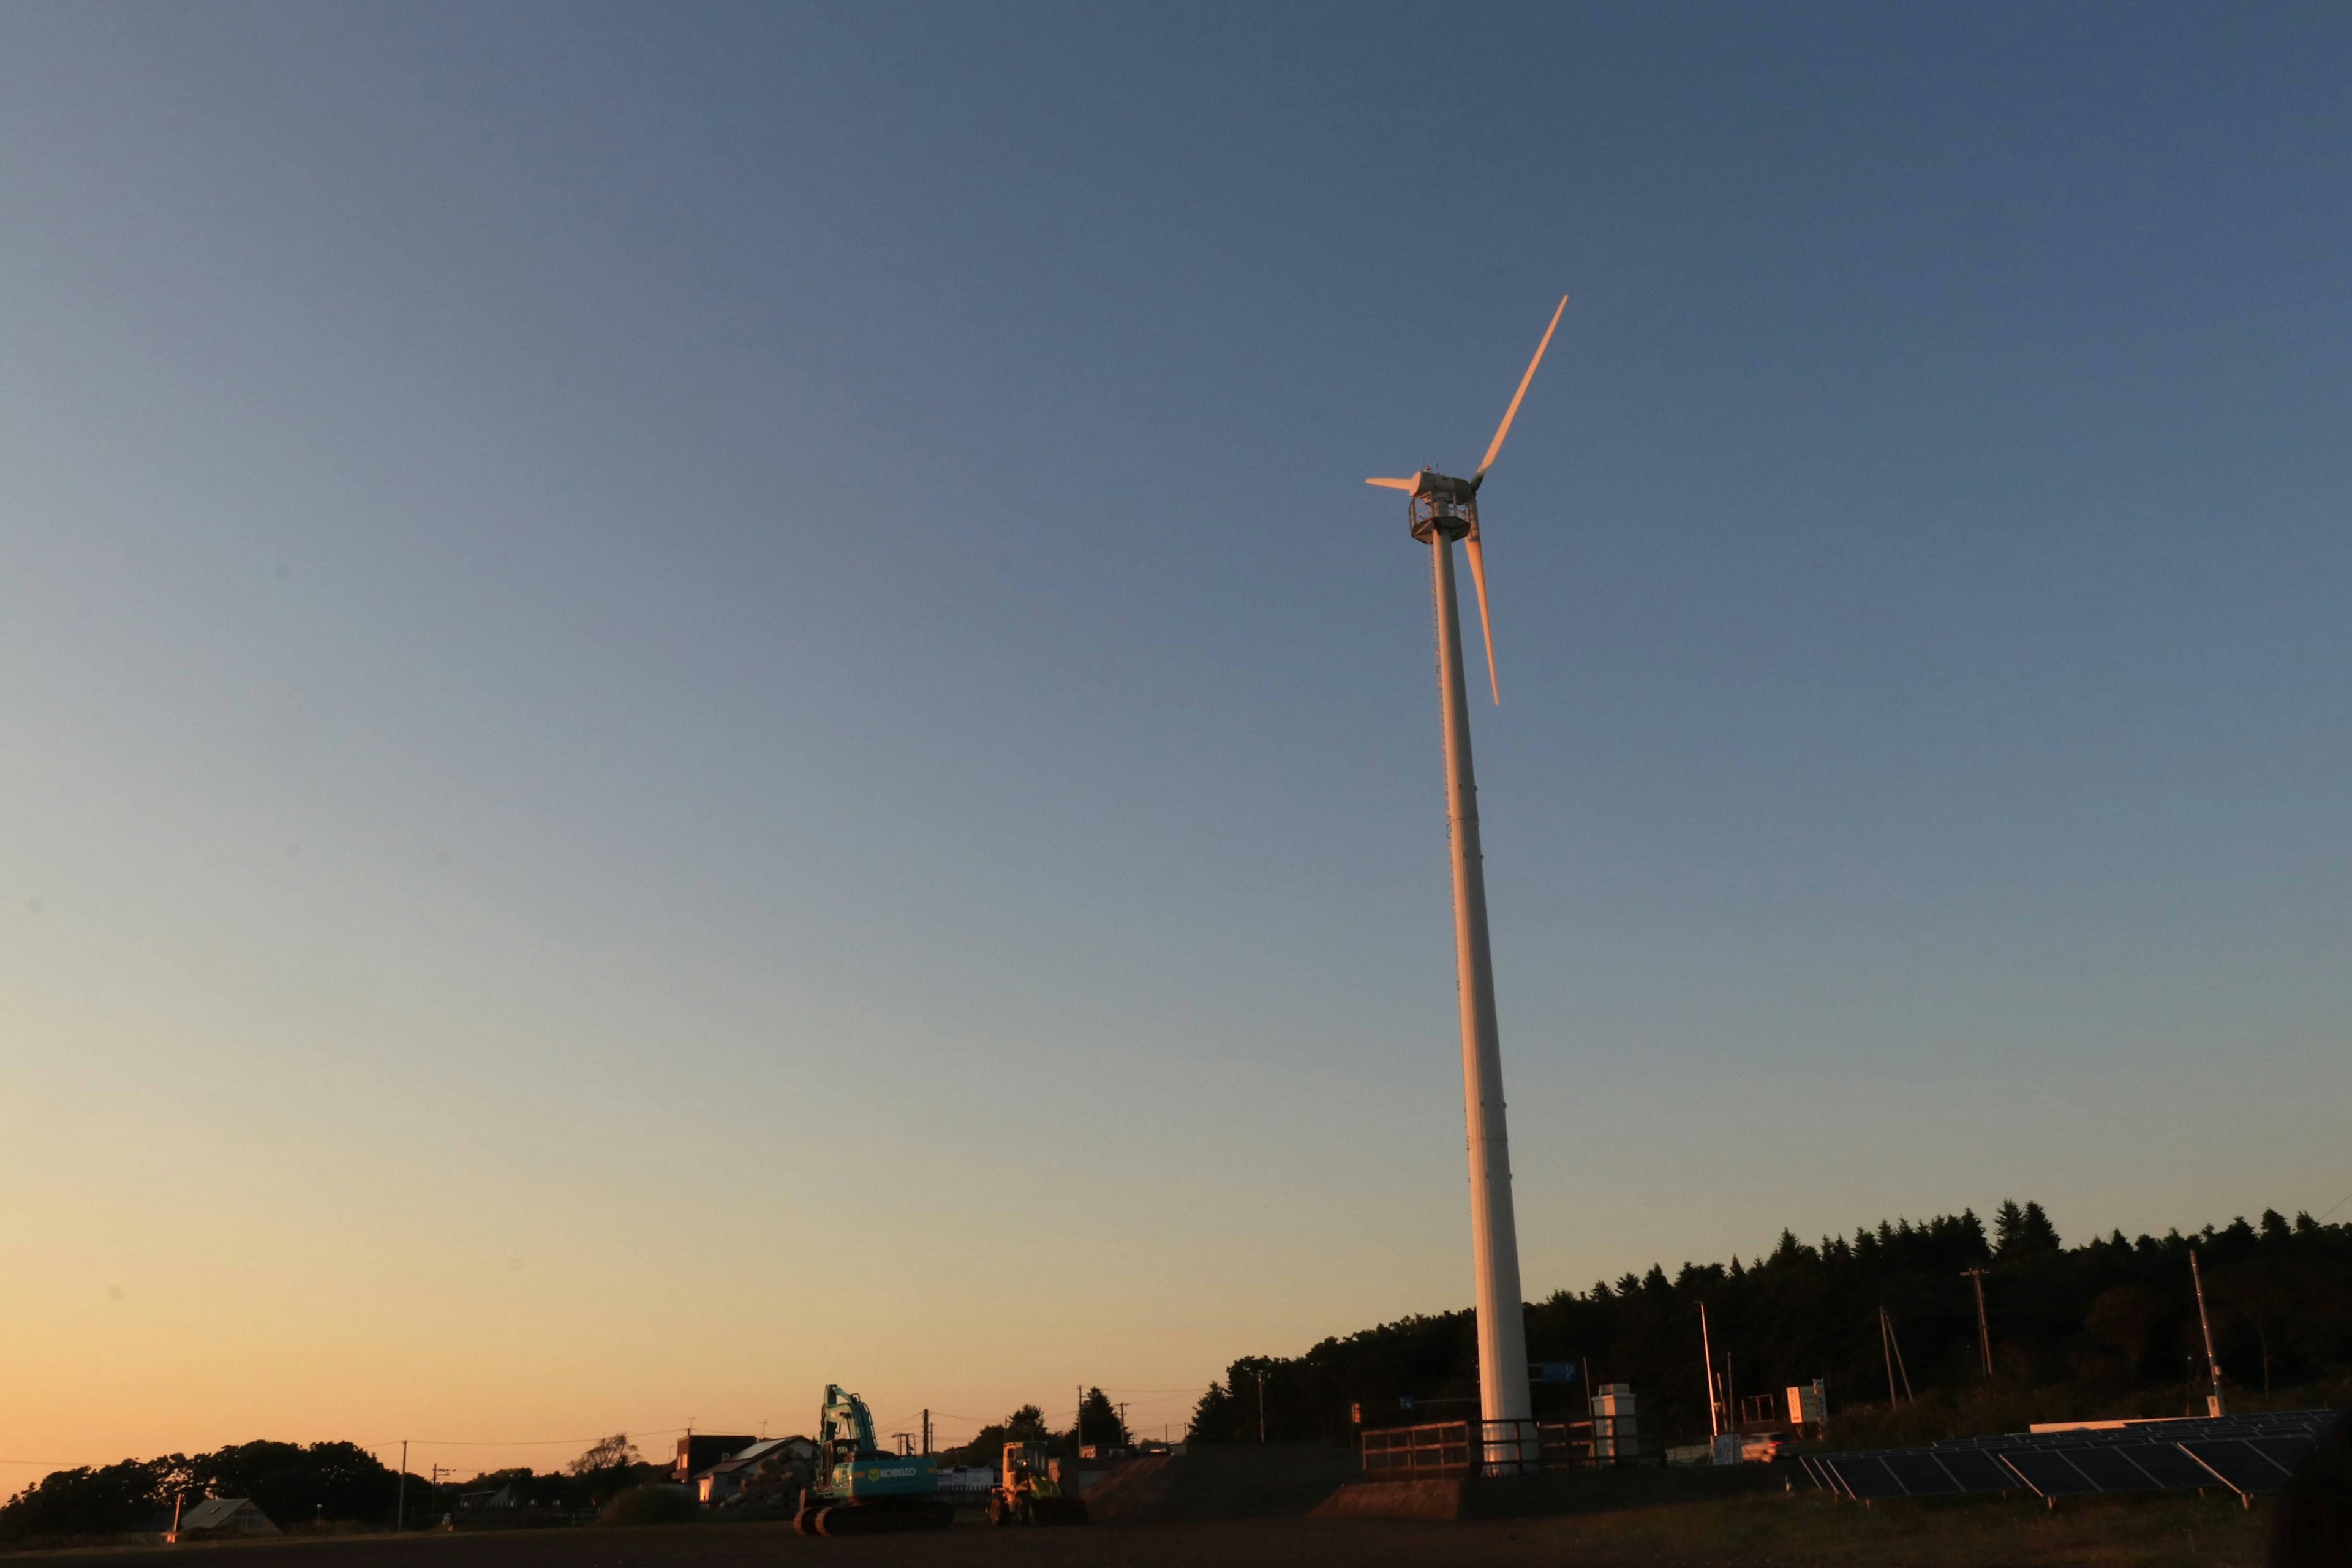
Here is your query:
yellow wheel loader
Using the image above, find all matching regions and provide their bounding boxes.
[984,1441,1088,1526]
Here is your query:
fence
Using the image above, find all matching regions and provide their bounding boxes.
[1360,1418,1627,1479]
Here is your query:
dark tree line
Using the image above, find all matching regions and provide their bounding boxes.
[444,1434,663,1513]
[940,1389,1132,1468]
[1,1434,663,1544]
[1,1441,413,1542]
[1188,1201,2352,1447]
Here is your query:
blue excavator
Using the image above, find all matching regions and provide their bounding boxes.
[792,1384,952,1536]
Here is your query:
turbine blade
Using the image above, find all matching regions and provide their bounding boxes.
[1365,476,1418,491]
[1473,294,1568,483]
[1464,535,1499,704]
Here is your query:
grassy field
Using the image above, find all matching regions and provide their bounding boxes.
[4,1491,2276,1568]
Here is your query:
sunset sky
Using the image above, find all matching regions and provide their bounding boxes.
[4,3,2350,1477]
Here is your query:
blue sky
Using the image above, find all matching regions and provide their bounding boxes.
[3,2,2348,1468]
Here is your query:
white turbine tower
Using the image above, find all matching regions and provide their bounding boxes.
[1366,295,1566,1474]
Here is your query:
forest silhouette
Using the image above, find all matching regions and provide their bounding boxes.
[1189,1201,2352,1446]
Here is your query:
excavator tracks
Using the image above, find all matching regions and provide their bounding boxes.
[798,1499,954,1536]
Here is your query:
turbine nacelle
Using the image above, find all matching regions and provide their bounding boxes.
[1363,470,1478,541]
[1411,475,1479,545]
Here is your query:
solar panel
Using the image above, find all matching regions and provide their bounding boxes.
[2181,1438,2299,1496]
[1931,1448,2016,1494]
[1807,1410,2334,1507]
[1821,1455,1907,1500]
[2249,1435,2319,1473]
[1999,1449,2098,1498]
[2059,1445,2168,1493]
[2109,1443,2217,1490]
[1939,1413,2323,1452]
[1882,1451,1966,1496]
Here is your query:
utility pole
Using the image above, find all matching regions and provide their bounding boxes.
[1962,1269,1993,1379]
[1698,1304,1720,1438]
[1879,1307,1901,1408]
[1254,1369,1268,1444]
[1115,1403,1129,1446]
[921,1410,931,1457]
[1077,1386,1085,1455]
[1880,1307,1915,1403]
[2191,1249,2226,1418]
[396,1441,407,1531]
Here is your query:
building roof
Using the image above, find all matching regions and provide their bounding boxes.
[181,1498,268,1529]
[695,1436,817,1478]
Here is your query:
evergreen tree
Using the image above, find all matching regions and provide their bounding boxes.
[1992,1199,2027,1256]
[1077,1389,1128,1449]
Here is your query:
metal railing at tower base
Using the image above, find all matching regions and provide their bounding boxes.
[1479,1419,1544,1475]
[1360,1419,1621,1478]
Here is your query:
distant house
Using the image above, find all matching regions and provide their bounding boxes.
[695,1436,818,1507]
[173,1498,279,1540]
[673,1434,756,1485]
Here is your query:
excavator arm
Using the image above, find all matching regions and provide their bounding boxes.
[818,1384,880,1462]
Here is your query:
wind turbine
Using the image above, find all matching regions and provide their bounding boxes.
[1365,294,1566,1474]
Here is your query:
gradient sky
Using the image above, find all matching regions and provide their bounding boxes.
[5,2,2350,1477]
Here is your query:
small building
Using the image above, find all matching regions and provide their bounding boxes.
[933,1466,997,1495]
[695,1436,817,1507]
[173,1498,279,1540]
[674,1434,757,1485]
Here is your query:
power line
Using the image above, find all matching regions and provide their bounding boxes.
[368,1427,691,1449]
[1088,1386,1207,1395]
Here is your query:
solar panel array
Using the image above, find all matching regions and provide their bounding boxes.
[1799,1409,2333,1503]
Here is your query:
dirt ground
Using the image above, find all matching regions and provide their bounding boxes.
[6,1493,2278,1568]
